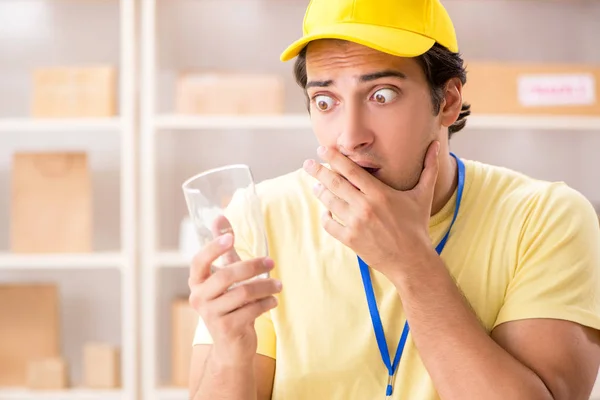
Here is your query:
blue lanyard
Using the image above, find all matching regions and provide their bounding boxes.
[357,153,465,398]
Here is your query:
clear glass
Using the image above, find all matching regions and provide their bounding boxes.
[181,164,269,281]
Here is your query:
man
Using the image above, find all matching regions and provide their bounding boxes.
[187,0,600,399]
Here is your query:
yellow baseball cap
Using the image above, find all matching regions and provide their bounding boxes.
[280,0,458,62]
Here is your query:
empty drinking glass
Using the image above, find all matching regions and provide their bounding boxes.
[181,164,269,281]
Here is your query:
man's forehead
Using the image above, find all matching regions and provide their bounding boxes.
[305,40,415,78]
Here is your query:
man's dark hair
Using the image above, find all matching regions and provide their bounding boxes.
[293,42,471,138]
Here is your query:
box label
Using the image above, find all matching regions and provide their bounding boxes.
[518,74,596,107]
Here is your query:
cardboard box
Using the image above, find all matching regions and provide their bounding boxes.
[83,342,120,388]
[32,66,117,117]
[461,62,600,116]
[10,152,92,253]
[176,72,285,115]
[171,298,199,387]
[0,284,61,386]
[27,358,68,390]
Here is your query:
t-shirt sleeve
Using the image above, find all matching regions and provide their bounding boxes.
[192,187,277,360]
[494,183,600,331]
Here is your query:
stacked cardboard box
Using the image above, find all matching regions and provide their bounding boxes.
[462,62,600,116]
[32,66,117,118]
[176,71,285,115]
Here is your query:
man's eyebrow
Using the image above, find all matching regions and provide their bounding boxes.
[306,79,333,89]
[305,70,407,89]
[360,70,407,82]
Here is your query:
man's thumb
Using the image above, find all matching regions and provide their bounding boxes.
[211,215,241,265]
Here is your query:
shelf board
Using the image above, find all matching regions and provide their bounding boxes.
[0,252,124,270]
[0,388,123,400]
[156,251,189,269]
[155,114,311,130]
[155,113,600,132]
[155,388,187,400]
[466,114,600,131]
[0,118,122,133]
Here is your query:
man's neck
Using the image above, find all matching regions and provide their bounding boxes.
[430,151,458,216]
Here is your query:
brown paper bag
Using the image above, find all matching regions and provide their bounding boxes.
[171,298,199,387]
[10,152,92,253]
[32,66,117,118]
[0,284,61,386]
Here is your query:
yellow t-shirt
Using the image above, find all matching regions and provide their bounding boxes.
[193,158,600,399]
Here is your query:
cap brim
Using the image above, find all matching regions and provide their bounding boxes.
[280,22,436,62]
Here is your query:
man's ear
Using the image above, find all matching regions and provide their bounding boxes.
[440,78,463,128]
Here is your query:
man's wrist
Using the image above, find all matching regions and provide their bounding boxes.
[387,243,441,289]
[210,345,255,371]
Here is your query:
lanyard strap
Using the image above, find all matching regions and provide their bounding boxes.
[358,153,465,398]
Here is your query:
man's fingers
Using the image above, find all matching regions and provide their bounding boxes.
[313,146,379,195]
[414,141,440,197]
[211,278,283,316]
[189,233,234,284]
[189,282,280,331]
[303,159,361,205]
[321,210,348,243]
[313,182,350,221]
[222,296,279,332]
[203,257,275,300]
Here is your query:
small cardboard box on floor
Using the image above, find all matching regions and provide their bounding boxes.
[0,284,61,386]
[83,342,120,388]
[461,62,600,116]
[27,358,69,390]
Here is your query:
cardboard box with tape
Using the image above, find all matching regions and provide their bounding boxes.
[461,62,600,116]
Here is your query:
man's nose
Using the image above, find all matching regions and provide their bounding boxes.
[336,105,374,154]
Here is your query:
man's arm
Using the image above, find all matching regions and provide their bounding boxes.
[389,253,600,400]
[189,345,275,400]
[185,217,280,400]
[304,141,600,399]
[492,319,600,400]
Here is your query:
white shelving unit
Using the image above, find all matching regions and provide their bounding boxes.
[153,388,188,400]
[139,1,321,397]
[0,118,122,133]
[0,0,136,399]
[0,388,123,400]
[138,1,600,400]
[155,251,187,269]
[156,113,600,132]
[0,252,125,270]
